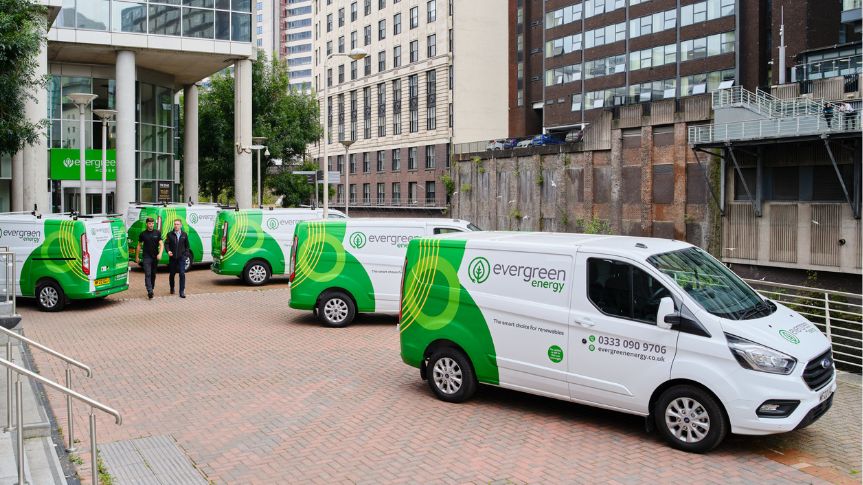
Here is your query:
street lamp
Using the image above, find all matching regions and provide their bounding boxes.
[92,109,117,214]
[67,93,98,214]
[339,139,355,216]
[252,136,269,207]
[323,48,368,218]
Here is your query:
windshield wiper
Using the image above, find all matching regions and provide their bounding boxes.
[738,300,772,320]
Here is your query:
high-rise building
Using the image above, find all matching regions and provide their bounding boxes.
[509,0,859,137]
[255,0,281,57]
[311,0,507,212]
[281,0,315,92]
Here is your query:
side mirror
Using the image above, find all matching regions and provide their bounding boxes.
[656,297,676,329]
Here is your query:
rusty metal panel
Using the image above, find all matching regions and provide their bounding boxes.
[811,77,845,101]
[771,83,800,99]
[811,204,841,267]
[583,111,612,151]
[769,204,798,263]
[652,164,674,204]
[682,95,712,122]
[723,203,758,260]
[650,100,675,125]
[619,105,643,128]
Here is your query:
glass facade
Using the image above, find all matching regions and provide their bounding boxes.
[46,71,178,204]
[58,0,252,42]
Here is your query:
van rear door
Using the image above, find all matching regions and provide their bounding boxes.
[89,219,129,291]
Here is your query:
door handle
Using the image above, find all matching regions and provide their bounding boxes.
[577,318,596,328]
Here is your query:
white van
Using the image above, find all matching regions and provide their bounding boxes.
[289,218,480,327]
[399,232,836,452]
[125,202,222,271]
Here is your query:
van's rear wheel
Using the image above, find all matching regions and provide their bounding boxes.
[427,348,477,403]
[243,260,271,286]
[36,281,65,312]
[655,385,727,453]
[317,291,355,327]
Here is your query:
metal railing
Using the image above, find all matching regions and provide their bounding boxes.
[747,279,862,372]
[688,112,861,144]
[0,357,121,485]
[792,54,863,83]
[712,86,829,119]
[330,198,445,208]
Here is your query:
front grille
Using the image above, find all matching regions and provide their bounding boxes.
[802,348,835,391]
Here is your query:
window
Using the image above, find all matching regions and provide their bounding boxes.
[409,40,419,62]
[378,19,386,40]
[327,68,332,87]
[425,145,436,169]
[349,153,357,173]
[410,6,419,28]
[351,2,357,21]
[408,146,417,169]
[337,93,345,139]
[393,45,402,67]
[393,13,401,34]
[364,56,371,75]
[378,0,385,9]
[392,79,402,135]
[392,182,401,202]
[326,13,332,32]
[363,183,370,203]
[391,148,401,170]
[587,258,670,323]
[377,151,385,172]
[338,35,344,53]
[351,60,357,80]
[327,96,333,138]
[377,183,385,203]
[408,181,418,202]
[449,65,453,89]
[449,28,453,52]
[326,41,332,56]
[349,90,357,139]
[545,3,582,28]
[427,0,436,22]
[425,181,436,204]
[336,155,344,173]
[377,82,386,136]
[545,64,582,86]
[338,64,344,83]
[349,184,357,203]
[378,50,386,72]
[408,74,419,132]
[426,69,436,130]
[364,25,371,45]
[338,7,344,27]
[427,34,436,57]
[584,54,626,79]
[363,87,371,139]
[363,152,370,172]
[350,30,357,49]
[364,0,371,15]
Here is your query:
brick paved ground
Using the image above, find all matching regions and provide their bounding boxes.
[15,274,863,484]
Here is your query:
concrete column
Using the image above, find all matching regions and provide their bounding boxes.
[22,27,48,213]
[234,59,253,208]
[11,152,23,212]
[183,84,199,203]
[115,50,136,209]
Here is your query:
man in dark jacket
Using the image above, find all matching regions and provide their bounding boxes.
[164,218,190,298]
[135,217,163,299]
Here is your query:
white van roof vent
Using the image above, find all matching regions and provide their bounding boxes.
[635,242,647,249]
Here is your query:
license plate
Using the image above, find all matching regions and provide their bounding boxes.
[819,388,833,403]
[95,277,110,286]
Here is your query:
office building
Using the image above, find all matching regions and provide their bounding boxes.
[281,0,315,92]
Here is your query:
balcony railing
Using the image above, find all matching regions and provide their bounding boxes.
[689,112,861,144]
[330,198,444,208]
[793,54,863,83]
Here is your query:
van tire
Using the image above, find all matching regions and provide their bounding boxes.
[36,281,65,312]
[243,260,271,286]
[654,385,727,453]
[317,291,355,327]
[427,348,477,403]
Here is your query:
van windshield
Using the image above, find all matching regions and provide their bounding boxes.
[647,247,773,320]
[467,223,482,231]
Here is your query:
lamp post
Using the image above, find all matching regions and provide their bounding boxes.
[252,136,269,207]
[339,139,355,216]
[92,109,117,214]
[322,48,368,218]
[67,93,98,214]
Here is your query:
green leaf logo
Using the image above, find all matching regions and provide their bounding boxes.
[780,329,800,344]
[266,218,279,230]
[188,213,199,224]
[467,256,490,284]
[349,231,367,249]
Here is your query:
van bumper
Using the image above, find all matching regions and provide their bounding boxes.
[726,373,837,436]
[288,299,314,310]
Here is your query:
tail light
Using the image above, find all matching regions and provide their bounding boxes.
[220,221,228,256]
[398,257,408,323]
[289,235,298,282]
[81,233,90,276]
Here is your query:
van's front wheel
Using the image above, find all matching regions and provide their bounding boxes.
[427,348,477,403]
[36,281,65,312]
[317,291,355,327]
[243,260,271,286]
[655,385,727,453]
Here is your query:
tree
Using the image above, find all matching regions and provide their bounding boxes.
[195,50,322,203]
[266,162,323,208]
[0,0,47,156]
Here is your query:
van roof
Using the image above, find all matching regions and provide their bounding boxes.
[433,231,691,258]
[304,217,472,226]
[0,213,120,222]
[228,207,346,215]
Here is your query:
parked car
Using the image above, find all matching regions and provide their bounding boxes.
[486,140,505,150]
[515,138,533,148]
[530,134,564,146]
[501,138,519,149]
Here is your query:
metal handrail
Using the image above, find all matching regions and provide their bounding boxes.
[687,112,861,144]
[0,357,121,485]
[0,327,91,376]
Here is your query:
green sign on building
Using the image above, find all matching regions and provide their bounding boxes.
[50,148,117,181]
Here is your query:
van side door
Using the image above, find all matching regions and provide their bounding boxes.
[567,253,678,414]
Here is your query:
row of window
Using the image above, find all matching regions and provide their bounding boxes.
[546,0,735,58]
[326,33,449,87]
[337,181,437,205]
[568,69,734,111]
[332,145,439,173]
[545,0,650,29]
[325,0,437,33]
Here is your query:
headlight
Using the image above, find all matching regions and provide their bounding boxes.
[726,333,797,375]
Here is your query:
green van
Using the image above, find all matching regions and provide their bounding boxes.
[125,202,221,271]
[0,212,129,311]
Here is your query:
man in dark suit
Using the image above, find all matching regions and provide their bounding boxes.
[164,218,190,298]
